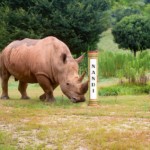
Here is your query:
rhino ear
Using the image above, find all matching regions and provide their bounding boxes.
[61,53,67,64]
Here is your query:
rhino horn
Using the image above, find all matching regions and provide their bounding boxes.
[80,80,89,94]
[78,71,86,82]
[76,53,85,63]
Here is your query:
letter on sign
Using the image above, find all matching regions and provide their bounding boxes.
[90,59,97,99]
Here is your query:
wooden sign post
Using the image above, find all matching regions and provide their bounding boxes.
[88,50,99,106]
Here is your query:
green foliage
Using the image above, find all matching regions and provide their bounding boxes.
[0,6,10,49]
[98,50,150,84]
[98,51,132,77]
[0,0,110,55]
[111,0,150,22]
[111,0,146,8]
[78,52,88,75]
[121,51,150,84]
[99,86,119,96]
[144,4,150,16]
[99,83,150,96]
[145,0,150,4]
[112,15,150,56]
[111,8,141,25]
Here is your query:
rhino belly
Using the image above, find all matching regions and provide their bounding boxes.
[6,63,37,83]
[12,71,37,83]
[14,72,38,83]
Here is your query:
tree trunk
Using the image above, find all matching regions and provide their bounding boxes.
[133,49,136,57]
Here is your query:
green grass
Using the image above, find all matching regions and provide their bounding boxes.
[0,79,150,149]
[0,131,17,150]
[99,83,150,96]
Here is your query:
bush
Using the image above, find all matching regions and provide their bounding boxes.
[98,50,132,77]
[98,50,150,84]
[99,87,119,96]
[99,84,150,96]
[145,0,150,4]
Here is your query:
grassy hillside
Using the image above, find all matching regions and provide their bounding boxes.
[97,29,120,51]
[97,29,150,52]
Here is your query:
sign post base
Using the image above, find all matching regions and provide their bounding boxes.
[88,100,99,107]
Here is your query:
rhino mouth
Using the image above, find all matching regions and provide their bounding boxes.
[61,91,84,103]
[70,97,85,103]
[71,97,77,103]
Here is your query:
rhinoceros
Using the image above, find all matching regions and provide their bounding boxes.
[0,36,88,103]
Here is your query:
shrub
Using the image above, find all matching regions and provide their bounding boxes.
[98,87,119,96]
[98,50,150,84]
[99,84,150,96]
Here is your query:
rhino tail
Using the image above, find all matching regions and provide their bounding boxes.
[0,53,2,78]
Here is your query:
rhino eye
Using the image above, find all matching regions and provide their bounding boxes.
[66,83,70,86]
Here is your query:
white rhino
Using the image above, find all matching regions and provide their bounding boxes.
[0,36,88,103]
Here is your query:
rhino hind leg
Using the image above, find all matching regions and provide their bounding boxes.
[18,81,30,99]
[1,69,10,100]
[1,95,10,99]
[36,75,55,102]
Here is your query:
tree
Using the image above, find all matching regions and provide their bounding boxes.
[145,0,150,4]
[111,7,141,25]
[112,15,150,57]
[0,0,110,55]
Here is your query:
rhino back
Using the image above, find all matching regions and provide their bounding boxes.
[2,36,72,83]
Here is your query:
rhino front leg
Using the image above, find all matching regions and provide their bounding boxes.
[39,84,57,101]
[39,93,46,101]
[1,70,10,99]
[18,81,30,99]
[36,74,55,102]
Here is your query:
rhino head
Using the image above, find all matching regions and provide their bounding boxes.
[59,53,88,103]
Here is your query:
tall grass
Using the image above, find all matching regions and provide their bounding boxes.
[98,50,150,84]
[98,51,130,77]
[75,49,150,84]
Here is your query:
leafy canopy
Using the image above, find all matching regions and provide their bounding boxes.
[0,0,110,55]
[112,15,150,56]
[111,8,141,25]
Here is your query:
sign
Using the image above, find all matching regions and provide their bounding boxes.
[90,59,97,99]
[88,50,99,106]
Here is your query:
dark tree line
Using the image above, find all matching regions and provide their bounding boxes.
[0,0,110,55]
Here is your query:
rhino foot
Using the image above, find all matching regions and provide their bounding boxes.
[39,93,46,101]
[45,97,56,103]
[1,96,10,100]
[39,93,55,103]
